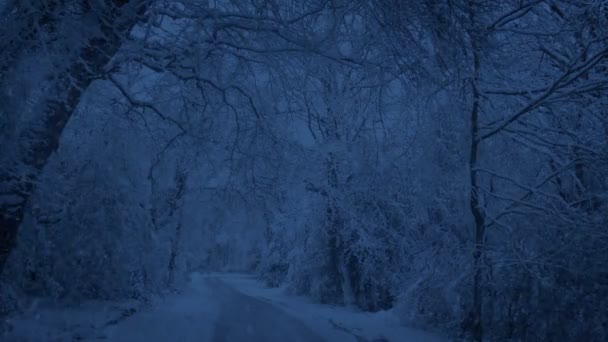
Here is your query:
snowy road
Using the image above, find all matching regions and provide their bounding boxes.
[6,273,444,341]
[105,274,322,342]
[207,277,324,342]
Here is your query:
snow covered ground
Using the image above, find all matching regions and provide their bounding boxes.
[3,273,445,342]
[216,274,444,342]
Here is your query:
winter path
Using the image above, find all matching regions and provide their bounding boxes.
[5,273,444,342]
[105,274,324,342]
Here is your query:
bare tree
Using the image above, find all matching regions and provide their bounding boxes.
[371,1,607,340]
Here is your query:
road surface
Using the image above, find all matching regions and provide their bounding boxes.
[5,273,443,341]
[208,277,324,342]
[105,274,325,342]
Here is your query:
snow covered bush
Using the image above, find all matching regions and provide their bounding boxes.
[3,133,163,301]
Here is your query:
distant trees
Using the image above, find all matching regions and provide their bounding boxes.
[256,3,428,312]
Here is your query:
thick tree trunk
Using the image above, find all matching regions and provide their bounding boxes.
[465,5,485,341]
[467,80,485,342]
[0,0,148,275]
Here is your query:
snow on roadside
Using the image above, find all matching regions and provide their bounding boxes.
[3,273,446,342]
[3,297,141,341]
[102,273,219,342]
[213,273,446,342]
[3,273,220,342]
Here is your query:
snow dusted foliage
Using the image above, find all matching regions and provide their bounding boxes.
[0,0,607,341]
[255,1,608,341]
[3,84,159,301]
[256,81,471,320]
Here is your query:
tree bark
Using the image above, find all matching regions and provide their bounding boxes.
[0,0,148,275]
[167,170,187,288]
[465,4,485,341]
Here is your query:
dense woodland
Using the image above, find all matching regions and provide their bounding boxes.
[0,1,607,341]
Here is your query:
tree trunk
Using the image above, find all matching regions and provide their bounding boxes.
[466,5,485,341]
[324,153,345,302]
[0,0,148,275]
[167,170,187,288]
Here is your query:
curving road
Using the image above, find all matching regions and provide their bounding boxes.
[5,273,442,341]
[207,277,324,342]
[105,275,325,342]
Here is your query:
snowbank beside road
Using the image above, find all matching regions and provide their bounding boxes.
[216,273,445,342]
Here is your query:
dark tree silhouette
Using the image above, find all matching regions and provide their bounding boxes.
[0,0,148,274]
